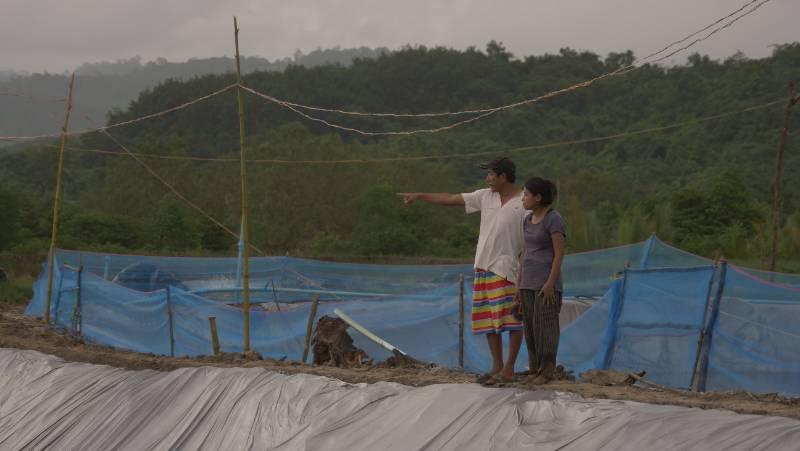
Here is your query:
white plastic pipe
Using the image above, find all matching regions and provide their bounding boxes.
[333,308,407,356]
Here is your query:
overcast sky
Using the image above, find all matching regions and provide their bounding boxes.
[2,0,797,73]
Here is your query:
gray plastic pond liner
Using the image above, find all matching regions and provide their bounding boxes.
[0,349,798,450]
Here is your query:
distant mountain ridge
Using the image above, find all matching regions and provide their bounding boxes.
[0,47,387,137]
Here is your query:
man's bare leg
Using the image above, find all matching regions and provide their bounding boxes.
[499,330,523,379]
[486,333,504,375]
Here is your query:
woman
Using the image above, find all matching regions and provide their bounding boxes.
[516,177,566,384]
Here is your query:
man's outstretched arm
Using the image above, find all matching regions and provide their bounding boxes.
[397,193,465,206]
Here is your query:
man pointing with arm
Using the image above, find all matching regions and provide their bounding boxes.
[398,157,526,384]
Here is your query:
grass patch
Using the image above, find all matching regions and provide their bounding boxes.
[726,259,800,275]
[0,276,34,305]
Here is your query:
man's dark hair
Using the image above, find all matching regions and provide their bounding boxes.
[479,157,516,183]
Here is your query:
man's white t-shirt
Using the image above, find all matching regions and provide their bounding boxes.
[462,188,526,282]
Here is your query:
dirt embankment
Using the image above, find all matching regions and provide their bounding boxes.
[1,302,798,419]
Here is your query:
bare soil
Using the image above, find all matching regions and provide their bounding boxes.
[1,303,798,419]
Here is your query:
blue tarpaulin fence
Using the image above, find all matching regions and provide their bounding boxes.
[25,235,800,394]
[559,255,800,395]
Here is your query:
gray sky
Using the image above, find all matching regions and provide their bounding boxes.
[2,0,797,73]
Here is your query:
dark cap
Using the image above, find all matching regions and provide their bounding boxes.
[479,157,516,182]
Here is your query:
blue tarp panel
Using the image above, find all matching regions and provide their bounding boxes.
[26,236,800,394]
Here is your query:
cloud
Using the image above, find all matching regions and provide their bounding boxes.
[2,0,796,73]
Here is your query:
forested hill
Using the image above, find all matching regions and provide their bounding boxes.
[0,47,387,138]
[2,42,799,271]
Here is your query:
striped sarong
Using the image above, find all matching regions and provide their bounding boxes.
[472,269,523,334]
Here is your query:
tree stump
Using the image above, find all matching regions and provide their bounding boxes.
[312,315,368,367]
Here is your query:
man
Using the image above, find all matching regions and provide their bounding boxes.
[398,157,526,384]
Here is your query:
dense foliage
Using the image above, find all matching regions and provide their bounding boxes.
[2,42,799,271]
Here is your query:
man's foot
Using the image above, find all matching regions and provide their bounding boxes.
[476,367,502,384]
[497,368,516,380]
[482,374,518,386]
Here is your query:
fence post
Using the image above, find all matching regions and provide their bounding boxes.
[458,274,465,369]
[166,287,175,357]
[690,263,718,390]
[302,296,320,364]
[600,271,628,369]
[691,261,727,392]
[639,233,656,269]
[52,266,65,324]
[71,265,83,335]
[103,255,111,280]
[209,316,221,356]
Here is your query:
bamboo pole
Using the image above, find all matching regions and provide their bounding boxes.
[71,265,83,335]
[302,296,320,364]
[167,287,175,357]
[209,316,221,356]
[233,16,252,352]
[458,274,465,369]
[52,266,65,322]
[270,280,281,312]
[44,74,75,325]
[769,82,799,272]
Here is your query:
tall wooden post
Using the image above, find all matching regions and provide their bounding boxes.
[769,82,799,272]
[233,17,252,351]
[44,74,75,324]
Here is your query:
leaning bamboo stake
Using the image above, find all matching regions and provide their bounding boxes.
[233,16,252,352]
[45,74,75,325]
[209,316,221,356]
[769,82,799,272]
[302,296,320,364]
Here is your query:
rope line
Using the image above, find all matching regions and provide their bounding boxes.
[635,0,763,65]
[41,98,782,164]
[0,0,773,140]
[0,84,237,141]
[99,129,265,255]
[641,0,771,66]
[242,0,770,123]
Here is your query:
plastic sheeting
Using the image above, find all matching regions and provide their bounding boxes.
[560,265,800,395]
[1,349,799,451]
[705,266,800,394]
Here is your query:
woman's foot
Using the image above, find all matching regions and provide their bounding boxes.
[531,362,556,385]
[531,373,552,385]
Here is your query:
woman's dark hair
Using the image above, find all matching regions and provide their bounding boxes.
[524,177,557,206]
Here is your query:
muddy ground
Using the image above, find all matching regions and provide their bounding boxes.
[1,302,798,419]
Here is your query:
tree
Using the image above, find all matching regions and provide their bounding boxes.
[0,185,20,251]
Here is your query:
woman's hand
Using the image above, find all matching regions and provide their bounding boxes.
[512,290,523,319]
[539,283,556,305]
